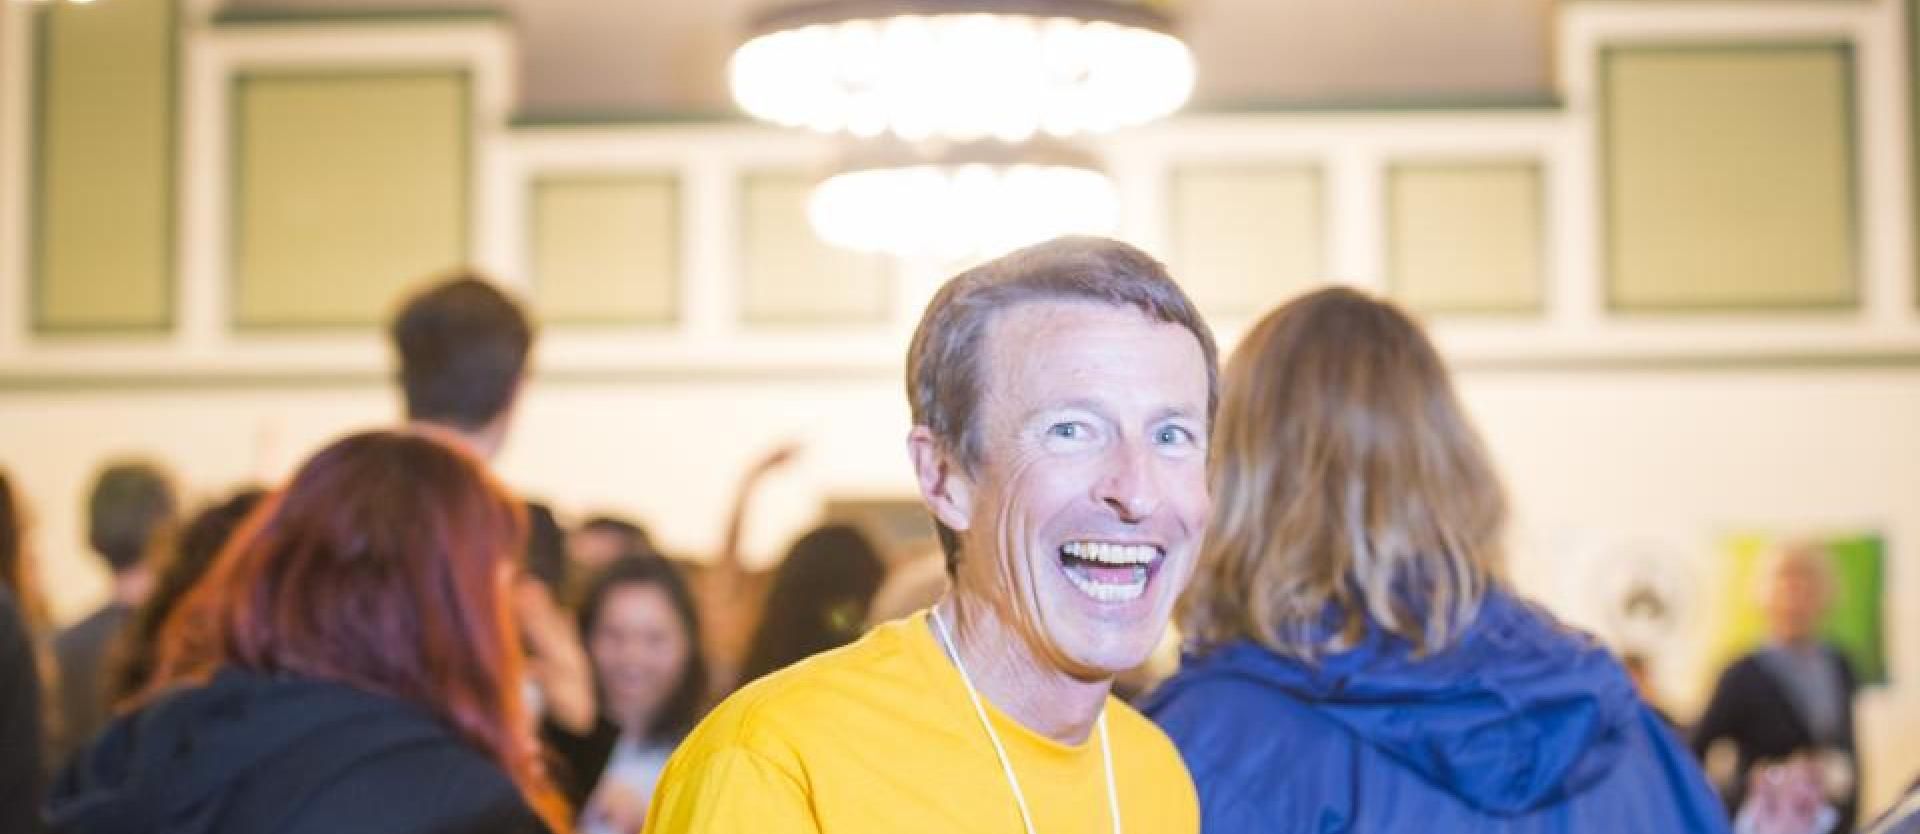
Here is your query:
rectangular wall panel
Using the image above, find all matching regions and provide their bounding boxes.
[739,173,891,325]
[530,176,678,325]
[1602,44,1857,311]
[33,0,177,331]
[1387,162,1545,314]
[1168,165,1324,317]
[233,70,468,328]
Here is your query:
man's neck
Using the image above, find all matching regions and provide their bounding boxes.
[1771,633,1819,653]
[411,419,504,461]
[934,594,1113,746]
[109,568,150,607]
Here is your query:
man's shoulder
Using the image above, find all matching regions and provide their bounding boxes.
[690,617,931,749]
[1106,697,1194,773]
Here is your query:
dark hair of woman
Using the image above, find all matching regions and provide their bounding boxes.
[0,470,38,627]
[575,553,708,741]
[108,487,267,705]
[738,523,886,686]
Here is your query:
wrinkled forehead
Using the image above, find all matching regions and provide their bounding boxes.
[975,299,1208,414]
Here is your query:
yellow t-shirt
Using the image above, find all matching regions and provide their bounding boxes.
[643,611,1198,834]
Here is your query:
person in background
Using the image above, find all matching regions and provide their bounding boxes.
[865,548,949,628]
[46,430,566,834]
[646,236,1213,833]
[0,470,52,637]
[735,524,885,687]
[1144,288,1730,833]
[52,460,176,766]
[1,469,47,833]
[690,443,797,693]
[1622,651,1680,730]
[1694,543,1860,832]
[104,488,266,706]
[1733,757,1839,834]
[390,273,568,594]
[571,516,654,579]
[539,555,707,834]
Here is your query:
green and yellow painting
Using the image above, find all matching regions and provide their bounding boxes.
[1709,532,1887,686]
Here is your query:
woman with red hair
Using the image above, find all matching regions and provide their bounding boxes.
[45,430,567,834]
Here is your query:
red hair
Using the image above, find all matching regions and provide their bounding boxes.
[148,430,567,831]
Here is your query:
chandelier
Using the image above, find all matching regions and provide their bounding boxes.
[810,140,1119,259]
[730,1,1193,259]
[731,1,1192,143]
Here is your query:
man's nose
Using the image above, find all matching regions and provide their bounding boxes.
[1095,441,1161,522]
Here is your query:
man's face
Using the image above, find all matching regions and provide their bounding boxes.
[1766,557,1829,644]
[948,301,1210,678]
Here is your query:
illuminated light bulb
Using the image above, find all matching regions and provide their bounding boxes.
[731,3,1193,143]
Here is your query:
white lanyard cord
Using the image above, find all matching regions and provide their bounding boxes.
[930,606,1122,834]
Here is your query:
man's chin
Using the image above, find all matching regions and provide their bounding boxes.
[1054,635,1163,682]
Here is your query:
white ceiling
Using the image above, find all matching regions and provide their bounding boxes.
[224,0,1557,118]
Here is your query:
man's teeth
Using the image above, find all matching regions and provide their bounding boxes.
[1064,567,1148,602]
[1059,542,1156,603]
[1060,541,1159,565]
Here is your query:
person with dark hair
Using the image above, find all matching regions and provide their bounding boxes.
[1,470,47,833]
[1,583,43,834]
[105,488,267,706]
[0,470,51,634]
[52,460,176,766]
[389,273,568,594]
[540,555,707,834]
[648,237,1214,832]
[736,524,885,686]
[1143,288,1728,832]
[46,430,566,834]
[571,516,654,575]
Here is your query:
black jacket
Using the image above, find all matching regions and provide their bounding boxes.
[1,586,44,834]
[46,669,547,834]
[1692,644,1859,833]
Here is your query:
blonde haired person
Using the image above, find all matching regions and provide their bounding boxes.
[1143,288,1730,833]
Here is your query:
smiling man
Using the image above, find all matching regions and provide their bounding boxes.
[644,237,1216,833]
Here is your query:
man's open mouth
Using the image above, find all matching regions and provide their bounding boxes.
[1058,541,1165,603]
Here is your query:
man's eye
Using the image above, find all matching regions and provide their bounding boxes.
[1048,423,1083,440]
[1157,426,1195,445]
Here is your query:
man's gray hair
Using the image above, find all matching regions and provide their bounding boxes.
[904,236,1219,571]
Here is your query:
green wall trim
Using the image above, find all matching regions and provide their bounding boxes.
[1165,161,1328,318]
[29,0,180,335]
[1189,94,1564,115]
[1383,158,1550,316]
[528,173,682,327]
[510,110,747,129]
[228,68,474,331]
[212,7,506,26]
[1598,40,1863,314]
[11,350,1920,392]
[736,171,895,327]
[1911,0,1919,307]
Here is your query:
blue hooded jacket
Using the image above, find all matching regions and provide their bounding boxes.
[1143,590,1731,833]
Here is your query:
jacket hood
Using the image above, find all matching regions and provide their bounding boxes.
[1168,589,1641,815]
[46,669,449,834]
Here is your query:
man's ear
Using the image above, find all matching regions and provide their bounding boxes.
[908,426,973,534]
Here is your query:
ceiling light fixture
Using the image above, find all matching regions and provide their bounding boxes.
[809,139,1118,259]
[731,0,1194,143]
